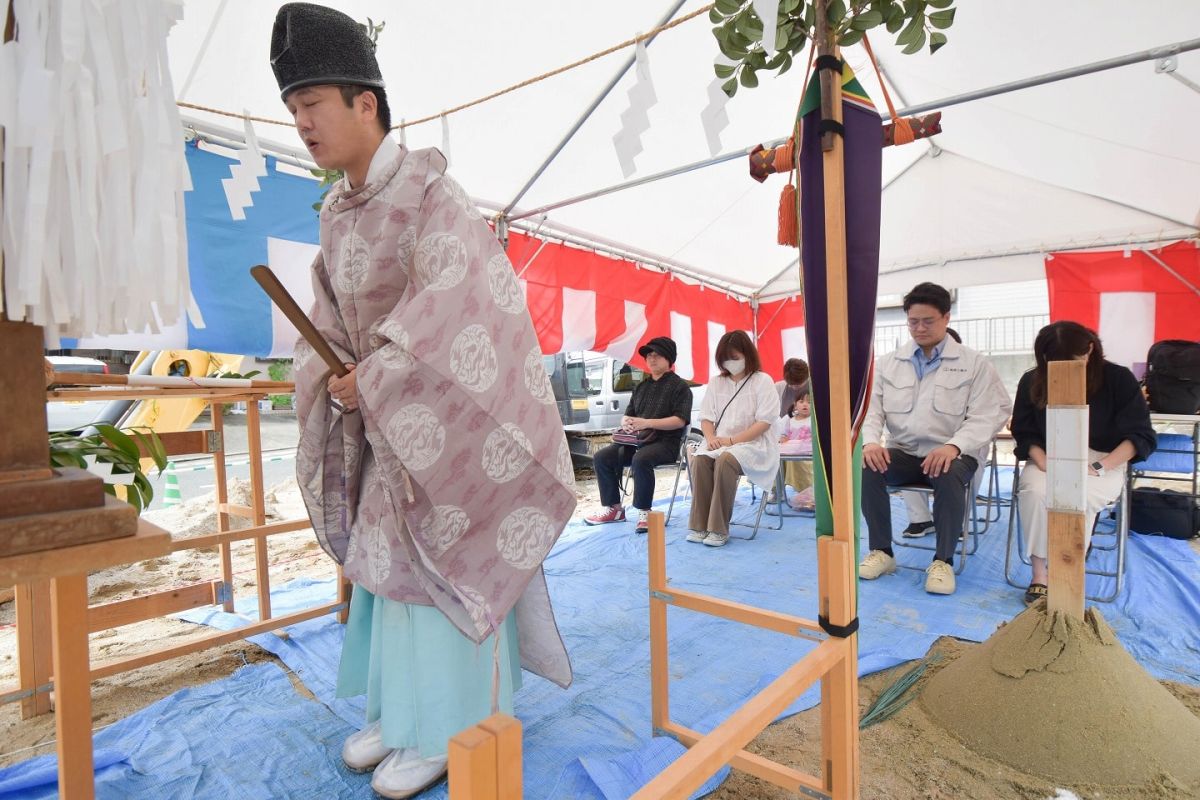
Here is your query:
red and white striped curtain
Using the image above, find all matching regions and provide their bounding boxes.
[507,231,807,382]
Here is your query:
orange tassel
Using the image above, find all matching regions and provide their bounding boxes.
[772,138,795,173]
[892,116,915,145]
[777,183,799,247]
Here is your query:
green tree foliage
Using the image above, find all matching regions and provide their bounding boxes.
[711,0,956,98]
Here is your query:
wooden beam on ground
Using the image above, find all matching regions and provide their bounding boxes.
[134,429,219,458]
[647,511,669,731]
[89,600,343,681]
[172,518,311,552]
[87,581,223,633]
[337,567,352,624]
[660,721,827,796]
[631,638,846,800]
[653,586,825,641]
[1046,359,1089,619]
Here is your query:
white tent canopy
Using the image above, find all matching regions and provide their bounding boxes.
[167,0,1200,299]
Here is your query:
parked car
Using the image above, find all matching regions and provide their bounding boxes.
[46,356,112,432]
[563,352,705,458]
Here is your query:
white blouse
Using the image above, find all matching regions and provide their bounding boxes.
[695,371,781,489]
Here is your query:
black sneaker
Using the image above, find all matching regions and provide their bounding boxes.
[901,521,935,538]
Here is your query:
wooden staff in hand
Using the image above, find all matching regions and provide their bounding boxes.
[250,265,358,411]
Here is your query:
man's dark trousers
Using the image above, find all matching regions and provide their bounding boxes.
[594,438,681,511]
[861,448,978,564]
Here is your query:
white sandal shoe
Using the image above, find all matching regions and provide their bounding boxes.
[370,750,448,799]
[342,721,406,773]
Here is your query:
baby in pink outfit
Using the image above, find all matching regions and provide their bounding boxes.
[778,394,814,510]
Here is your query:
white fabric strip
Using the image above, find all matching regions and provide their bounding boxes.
[670,311,694,381]
[1098,291,1155,370]
[1046,406,1089,512]
[560,287,598,352]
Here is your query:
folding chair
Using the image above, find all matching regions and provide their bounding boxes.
[621,429,702,526]
[888,480,980,575]
[764,454,817,519]
[1003,461,1131,603]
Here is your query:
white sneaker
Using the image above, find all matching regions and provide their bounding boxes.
[858,550,897,580]
[635,508,650,534]
[686,529,708,543]
[342,721,401,772]
[925,560,956,595]
[703,531,729,547]
[371,750,449,799]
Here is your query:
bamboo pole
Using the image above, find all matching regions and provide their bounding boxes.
[812,3,861,796]
[1046,359,1088,619]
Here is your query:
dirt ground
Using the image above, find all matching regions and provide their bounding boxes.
[1,458,1198,798]
[710,637,1200,800]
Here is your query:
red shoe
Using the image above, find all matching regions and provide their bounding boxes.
[584,505,625,525]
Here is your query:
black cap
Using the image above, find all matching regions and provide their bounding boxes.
[637,336,677,366]
[271,3,385,100]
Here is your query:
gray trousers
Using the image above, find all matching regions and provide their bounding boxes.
[861,448,978,564]
[688,452,744,535]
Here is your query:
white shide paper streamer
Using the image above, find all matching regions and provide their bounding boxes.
[612,40,657,179]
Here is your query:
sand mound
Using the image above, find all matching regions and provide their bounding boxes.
[922,602,1200,792]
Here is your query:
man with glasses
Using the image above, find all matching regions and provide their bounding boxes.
[858,283,1010,595]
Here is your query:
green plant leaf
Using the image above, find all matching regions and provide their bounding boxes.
[713,23,730,42]
[709,6,725,23]
[740,66,759,88]
[736,8,764,39]
[782,0,803,13]
[900,27,926,53]
[926,0,953,7]
[929,8,955,28]
[839,27,865,45]
[850,9,883,29]
[721,76,739,97]
[718,37,748,60]
[929,30,947,53]
[777,50,795,74]
[826,0,846,26]
[714,62,737,78]
[748,48,767,68]
[715,0,743,15]
[885,4,906,31]
[803,3,816,29]
[94,424,140,462]
[765,50,787,69]
[896,13,924,45]
[728,29,753,48]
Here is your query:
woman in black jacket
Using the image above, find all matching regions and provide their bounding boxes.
[1011,321,1156,604]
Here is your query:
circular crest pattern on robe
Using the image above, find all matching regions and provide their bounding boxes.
[488,253,526,315]
[496,507,556,569]
[386,404,446,472]
[524,347,556,405]
[450,324,499,393]
[481,423,535,483]
[415,233,468,291]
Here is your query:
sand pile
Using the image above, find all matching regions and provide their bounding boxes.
[143,477,308,539]
[922,602,1200,793]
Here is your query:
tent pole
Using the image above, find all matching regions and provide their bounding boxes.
[1143,248,1200,299]
[499,0,688,217]
[508,36,1200,223]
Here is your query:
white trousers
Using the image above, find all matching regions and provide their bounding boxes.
[1018,449,1126,560]
[903,491,932,523]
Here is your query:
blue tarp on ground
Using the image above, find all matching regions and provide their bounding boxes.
[3,479,1199,799]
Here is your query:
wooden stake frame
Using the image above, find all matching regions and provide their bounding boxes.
[5,382,355,717]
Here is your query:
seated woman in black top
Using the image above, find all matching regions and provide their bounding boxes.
[584,337,693,534]
[1011,321,1156,604]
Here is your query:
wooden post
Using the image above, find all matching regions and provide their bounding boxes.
[50,574,95,800]
[210,402,236,612]
[812,2,860,798]
[647,511,669,731]
[246,399,272,622]
[449,725,498,800]
[1046,359,1088,619]
[479,715,523,800]
[15,580,53,717]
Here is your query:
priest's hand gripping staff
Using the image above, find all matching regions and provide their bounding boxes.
[250,265,350,378]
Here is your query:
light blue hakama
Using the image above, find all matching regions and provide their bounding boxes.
[335,584,522,757]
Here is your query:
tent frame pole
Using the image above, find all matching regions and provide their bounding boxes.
[507,36,1200,223]
[499,0,689,218]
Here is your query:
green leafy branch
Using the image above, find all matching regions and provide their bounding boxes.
[711,0,956,98]
[49,424,168,514]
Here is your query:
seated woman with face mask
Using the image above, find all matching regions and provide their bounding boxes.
[687,330,781,547]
